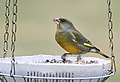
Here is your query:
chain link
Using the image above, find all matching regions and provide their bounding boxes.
[10,0,18,76]
[11,0,17,60]
[3,0,10,58]
[107,0,116,73]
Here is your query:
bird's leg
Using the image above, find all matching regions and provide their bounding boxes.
[61,53,72,63]
[76,54,82,62]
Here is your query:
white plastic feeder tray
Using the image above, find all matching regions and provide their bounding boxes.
[0,54,111,82]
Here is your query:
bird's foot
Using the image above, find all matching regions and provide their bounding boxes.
[76,55,82,62]
[61,53,71,63]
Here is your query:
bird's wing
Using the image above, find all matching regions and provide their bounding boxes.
[70,30,96,49]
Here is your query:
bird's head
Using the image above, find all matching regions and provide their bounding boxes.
[53,18,75,31]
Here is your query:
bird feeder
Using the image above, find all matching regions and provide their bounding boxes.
[0,55,113,82]
[0,0,116,82]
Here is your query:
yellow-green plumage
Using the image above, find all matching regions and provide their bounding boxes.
[55,30,83,54]
[53,18,109,58]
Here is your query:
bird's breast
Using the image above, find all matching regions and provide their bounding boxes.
[55,32,82,54]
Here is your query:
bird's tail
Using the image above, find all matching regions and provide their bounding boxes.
[97,51,110,59]
[90,48,110,58]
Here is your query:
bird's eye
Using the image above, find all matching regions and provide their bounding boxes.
[60,19,66,22]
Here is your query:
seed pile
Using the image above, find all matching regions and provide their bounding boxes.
[43,59,98,64]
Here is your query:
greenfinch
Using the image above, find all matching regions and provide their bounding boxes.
[53,18,109,61]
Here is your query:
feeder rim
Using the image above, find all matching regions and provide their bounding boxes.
[0,55,111,66]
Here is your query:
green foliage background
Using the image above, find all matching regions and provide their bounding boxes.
[0,0,120,82]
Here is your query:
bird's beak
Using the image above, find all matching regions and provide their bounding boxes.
[53,18,60,24]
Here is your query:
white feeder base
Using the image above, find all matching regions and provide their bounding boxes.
[0,54,111,82]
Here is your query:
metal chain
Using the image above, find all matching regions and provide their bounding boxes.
[11,0,17,60]
[3,0,10,58]
[10,0,18,77]
[107,0,116,73]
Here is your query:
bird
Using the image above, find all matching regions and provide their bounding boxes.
[53,18,110,62]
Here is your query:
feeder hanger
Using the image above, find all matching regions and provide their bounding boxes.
[107,0,116,74]
[3,0,10,58]
[3,0,18,78]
